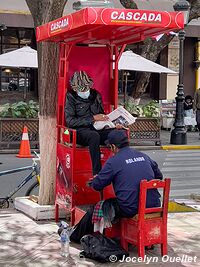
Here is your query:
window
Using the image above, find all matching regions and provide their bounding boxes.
[0,27,35,93]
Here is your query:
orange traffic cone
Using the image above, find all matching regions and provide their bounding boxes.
[17,126,33,158]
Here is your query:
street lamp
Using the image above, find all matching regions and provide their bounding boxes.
[170,0,190,145]
[0,23,6,31]
[0,23,6,54]
[73,0,114,11]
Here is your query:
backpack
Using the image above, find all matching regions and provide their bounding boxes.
[80,233,129,263]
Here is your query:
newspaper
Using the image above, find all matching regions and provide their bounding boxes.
[93,106,136,130]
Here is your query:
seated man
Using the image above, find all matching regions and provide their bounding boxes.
[69,130,163,242]
[65,70,114,176]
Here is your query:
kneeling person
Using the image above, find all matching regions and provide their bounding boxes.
[70,130,163,242]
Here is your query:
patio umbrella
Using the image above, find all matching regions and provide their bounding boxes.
[0,46,38,99]
[118,50,176,74]
[118,50,176,104]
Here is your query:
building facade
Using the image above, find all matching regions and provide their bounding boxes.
[0,0,36,105]
[0,0,199,105]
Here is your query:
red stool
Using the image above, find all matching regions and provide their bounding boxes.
[120,178,171,259]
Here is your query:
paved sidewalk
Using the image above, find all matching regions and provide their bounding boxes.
[0,209,200,267]
[133,130,200,150]
[160,130,200,148]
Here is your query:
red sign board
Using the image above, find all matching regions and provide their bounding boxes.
[48,15,73,36]
[36,7,184,44]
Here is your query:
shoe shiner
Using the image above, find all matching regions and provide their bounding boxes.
[69,130,163,243]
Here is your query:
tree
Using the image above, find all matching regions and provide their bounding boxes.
[120,0,200,99]
[25,0,67,205]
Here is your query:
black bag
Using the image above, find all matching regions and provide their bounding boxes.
[80,233,129,263]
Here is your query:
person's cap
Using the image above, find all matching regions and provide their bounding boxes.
[105,130,129,148]
[70,70,93,92]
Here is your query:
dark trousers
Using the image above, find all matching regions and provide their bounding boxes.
[76,128,113,175]
[70,198,134,243]
[196,110,200,131]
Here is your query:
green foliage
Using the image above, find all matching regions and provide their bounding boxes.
[125,102,142,117]
[142,101,160,118]
[0,100,39,118]
[125,100,160,118]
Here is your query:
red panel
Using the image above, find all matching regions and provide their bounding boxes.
[55,144,73,210]
[37,8,184,44]
[56,141,115,208]
[67,46,111,106]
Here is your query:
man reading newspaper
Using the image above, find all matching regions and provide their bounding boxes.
[65,71,136,175]
[93,106,136,130]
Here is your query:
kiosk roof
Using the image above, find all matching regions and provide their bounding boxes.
[36,8,184,45]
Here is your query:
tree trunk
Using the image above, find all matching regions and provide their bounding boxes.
[131,36,174,99]
[26,0,67,205]
[120,0,138,9]
[39,116,56,204]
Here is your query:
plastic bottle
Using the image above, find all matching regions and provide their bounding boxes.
[60,228,70,257]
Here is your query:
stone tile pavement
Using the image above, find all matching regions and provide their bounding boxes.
[0,209,200,267]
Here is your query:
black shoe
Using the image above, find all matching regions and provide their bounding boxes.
[145,245,155,250]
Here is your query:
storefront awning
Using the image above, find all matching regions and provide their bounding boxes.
[36,8,184,45]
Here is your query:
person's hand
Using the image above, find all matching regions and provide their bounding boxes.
[115,123,124,129]
[86,180,93,187]
[93,114,109,121]
[86,178,94,187]
[115,123,129,130]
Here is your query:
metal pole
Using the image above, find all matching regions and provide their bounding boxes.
[170,30,187,144]
[124,72,128,107]
[24,68,27,100]
[0,30,2,54]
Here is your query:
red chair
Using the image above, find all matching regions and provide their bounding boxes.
[120,178,171,259]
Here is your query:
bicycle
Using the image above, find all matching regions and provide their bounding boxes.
[0,152,40,209]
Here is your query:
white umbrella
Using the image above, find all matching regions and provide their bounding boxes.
[118,50,176,74]
[0,46,38,99]
[0,46,38,68]
[118,50,176,105]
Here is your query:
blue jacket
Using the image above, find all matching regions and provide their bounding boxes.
[92,147,163,217]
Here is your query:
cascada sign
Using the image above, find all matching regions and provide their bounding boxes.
[110,11,162,23]
[50,18,69,34]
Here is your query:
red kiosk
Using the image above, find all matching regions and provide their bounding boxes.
[36,8,183,226]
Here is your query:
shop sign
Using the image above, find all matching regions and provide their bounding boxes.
[48,15,72,36]
[110,11,162,23]
[101,9,164,25]
[50,18,69,32]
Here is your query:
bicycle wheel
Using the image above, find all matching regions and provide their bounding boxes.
[0,198,9,209]
[25,181,39,196]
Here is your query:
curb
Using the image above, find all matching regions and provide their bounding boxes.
[134,146,161,151]
[168,201,199,213]
[1,146,200,153]
[0,149,39,154]
[161,145,200,150]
